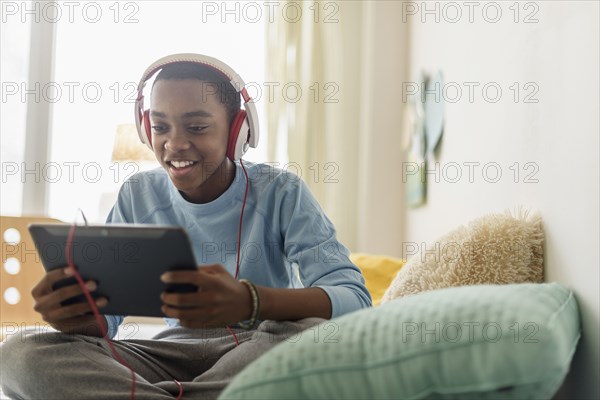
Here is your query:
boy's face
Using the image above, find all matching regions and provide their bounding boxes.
[150,79,233,203]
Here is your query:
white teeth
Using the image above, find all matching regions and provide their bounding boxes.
[171,161,195,169]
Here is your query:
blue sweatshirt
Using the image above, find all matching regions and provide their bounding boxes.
[105,161,372,338]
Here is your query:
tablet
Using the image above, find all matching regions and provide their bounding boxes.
[29,223,198,317]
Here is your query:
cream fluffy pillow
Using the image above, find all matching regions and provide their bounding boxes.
[382,209,544,303]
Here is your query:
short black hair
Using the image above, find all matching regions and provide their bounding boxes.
[152,62,241,126]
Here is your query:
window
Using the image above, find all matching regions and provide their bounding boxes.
[1,1,32,216]
[3,1,266,222]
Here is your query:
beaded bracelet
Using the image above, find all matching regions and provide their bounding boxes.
[238,279,260,330]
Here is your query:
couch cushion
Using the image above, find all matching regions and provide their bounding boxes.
[219,283,580,400]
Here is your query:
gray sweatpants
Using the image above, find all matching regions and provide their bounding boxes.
[1,318,324,399]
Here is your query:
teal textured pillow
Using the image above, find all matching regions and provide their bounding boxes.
[220,283,580,400]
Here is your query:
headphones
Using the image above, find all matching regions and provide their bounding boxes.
[135,53,259,161]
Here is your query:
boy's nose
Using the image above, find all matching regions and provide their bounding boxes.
[164,132,191,152]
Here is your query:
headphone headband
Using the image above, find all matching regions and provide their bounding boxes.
[134,53,259,160]
[136,53,246,97]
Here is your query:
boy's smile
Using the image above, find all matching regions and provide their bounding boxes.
[150,79,236,204]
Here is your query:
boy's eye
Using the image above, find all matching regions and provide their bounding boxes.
[151,125,167,134]
[189,126,208,133]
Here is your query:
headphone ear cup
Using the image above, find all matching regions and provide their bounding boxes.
[143,110,153,148]
[227,110,249,161]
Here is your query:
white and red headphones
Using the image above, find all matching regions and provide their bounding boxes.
[134,53,259,161]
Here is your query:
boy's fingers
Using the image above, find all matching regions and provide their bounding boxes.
[45,297,107,322]
[34,280,97,313]
[161,290,220,307]
[160,270,192,283]
[31,266,72,297]
[161,264,229,283]
[48,280,97,306]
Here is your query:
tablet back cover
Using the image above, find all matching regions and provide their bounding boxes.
[29,224,197,317]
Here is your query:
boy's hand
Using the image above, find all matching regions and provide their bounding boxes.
[160,264,252,328]
[30,267,108,337]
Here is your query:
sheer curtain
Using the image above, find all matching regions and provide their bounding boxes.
[265,1,364,250]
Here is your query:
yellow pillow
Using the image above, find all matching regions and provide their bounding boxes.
[350,253,406,305]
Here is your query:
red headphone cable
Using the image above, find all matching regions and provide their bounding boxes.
[65,160,250,397]
[66,215,184,400]
[225,159,250,347]
[66,221,138,400]
[234,159,250,281]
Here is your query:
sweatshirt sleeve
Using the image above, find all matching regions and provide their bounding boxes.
[104,315,124,339]
[279,178,373,318]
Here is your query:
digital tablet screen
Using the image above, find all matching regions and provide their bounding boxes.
[29,224,198,317]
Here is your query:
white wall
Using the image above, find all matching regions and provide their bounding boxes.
[359,2,599,398]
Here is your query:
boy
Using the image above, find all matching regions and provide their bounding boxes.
[1,54,371,399]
